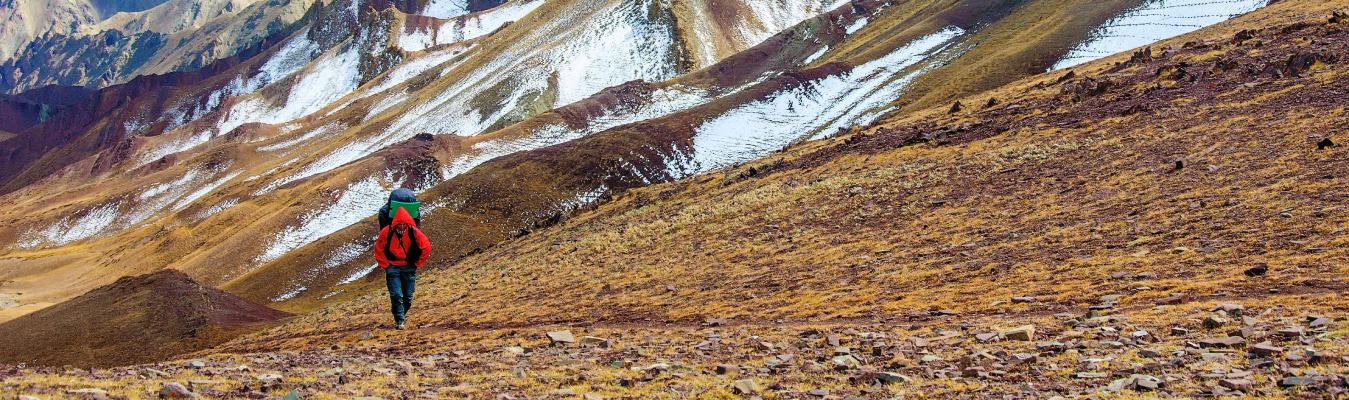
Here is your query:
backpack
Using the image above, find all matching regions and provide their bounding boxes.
[378,188,421,230]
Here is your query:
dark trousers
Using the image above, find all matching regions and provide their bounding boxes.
[385,267,417,324]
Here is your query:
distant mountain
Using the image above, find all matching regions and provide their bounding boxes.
[0,0,170,61]
[0,0,315,93]
[0,269,289,367]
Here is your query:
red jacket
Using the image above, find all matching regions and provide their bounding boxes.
[374,207,431,269]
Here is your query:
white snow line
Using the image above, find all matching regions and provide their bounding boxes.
[1050,0,1267,70]
[255,176,390,264]
[689,26,966,174]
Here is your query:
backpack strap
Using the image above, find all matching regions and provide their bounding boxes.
[383,227,423,266]
[406,228,423,267]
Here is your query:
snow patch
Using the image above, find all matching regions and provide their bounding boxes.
[689,26,966,174]
[271,285,307,302]
[194,198,239,221]
[17,201,123,248]
[369,46,467,94]
[256,176,390,264]
[258,122,345,152]
[845,17,869,35]
[558,183,609,211]
[398,1,543,52]
[1051,0,1268,70]
[733,0,836,48]
[339,263,379,285]
[553,0,681,105]
[421,0,469,19]
[217,42,363,137]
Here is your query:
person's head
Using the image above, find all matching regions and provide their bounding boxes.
[391,206,416,234]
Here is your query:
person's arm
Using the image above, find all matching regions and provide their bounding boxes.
[413,228,432,268]
[373,228,391,269]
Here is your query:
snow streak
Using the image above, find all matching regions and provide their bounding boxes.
[689,26,966,173]
[1051,0,1268,70]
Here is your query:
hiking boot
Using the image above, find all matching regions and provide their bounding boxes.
[396,322,406,330]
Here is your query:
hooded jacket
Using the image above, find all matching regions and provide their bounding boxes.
[374,207,432,269]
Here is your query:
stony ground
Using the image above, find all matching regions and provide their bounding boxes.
[3,294,1345,399]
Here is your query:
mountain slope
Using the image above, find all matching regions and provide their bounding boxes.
[235,0,1349,333]
[2,1,1345,398]
[0,0,171,61]
[0,0,1282,334]
[0,0,860,318]
[225,0,1277,308]
[0,269,290,368]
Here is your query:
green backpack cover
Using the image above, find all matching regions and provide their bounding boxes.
[388,200,420,219]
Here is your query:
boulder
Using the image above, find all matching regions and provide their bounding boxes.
[876,372,911,384]
[579,336,610,348]
[1219,378,1253,391]
[831,355,861,370]
[1198,337,1245,348]
[1156,294,1186,305]
[1132,374,1163,391]
[1002,325,1035,341]
[549,388,577,396]
[1212,303,1244,317]
[1278,376,1314,387]
[731,379,763,395]
[547,331,575,345]
[1276,327,1305,337]
[159,382,198,399]
[1250,342,1283,356]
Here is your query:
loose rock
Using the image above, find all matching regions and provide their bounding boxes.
[159,382,198,399]
[731,379,763,395]
[1003,325,1035,341]
[547,331,575,345]
[1250,342,1283,356]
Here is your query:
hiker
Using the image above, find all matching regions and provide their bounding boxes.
[374,197,431,330]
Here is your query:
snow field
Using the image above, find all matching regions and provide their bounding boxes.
[689,26,967,174]
[1051,0,1268,70]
